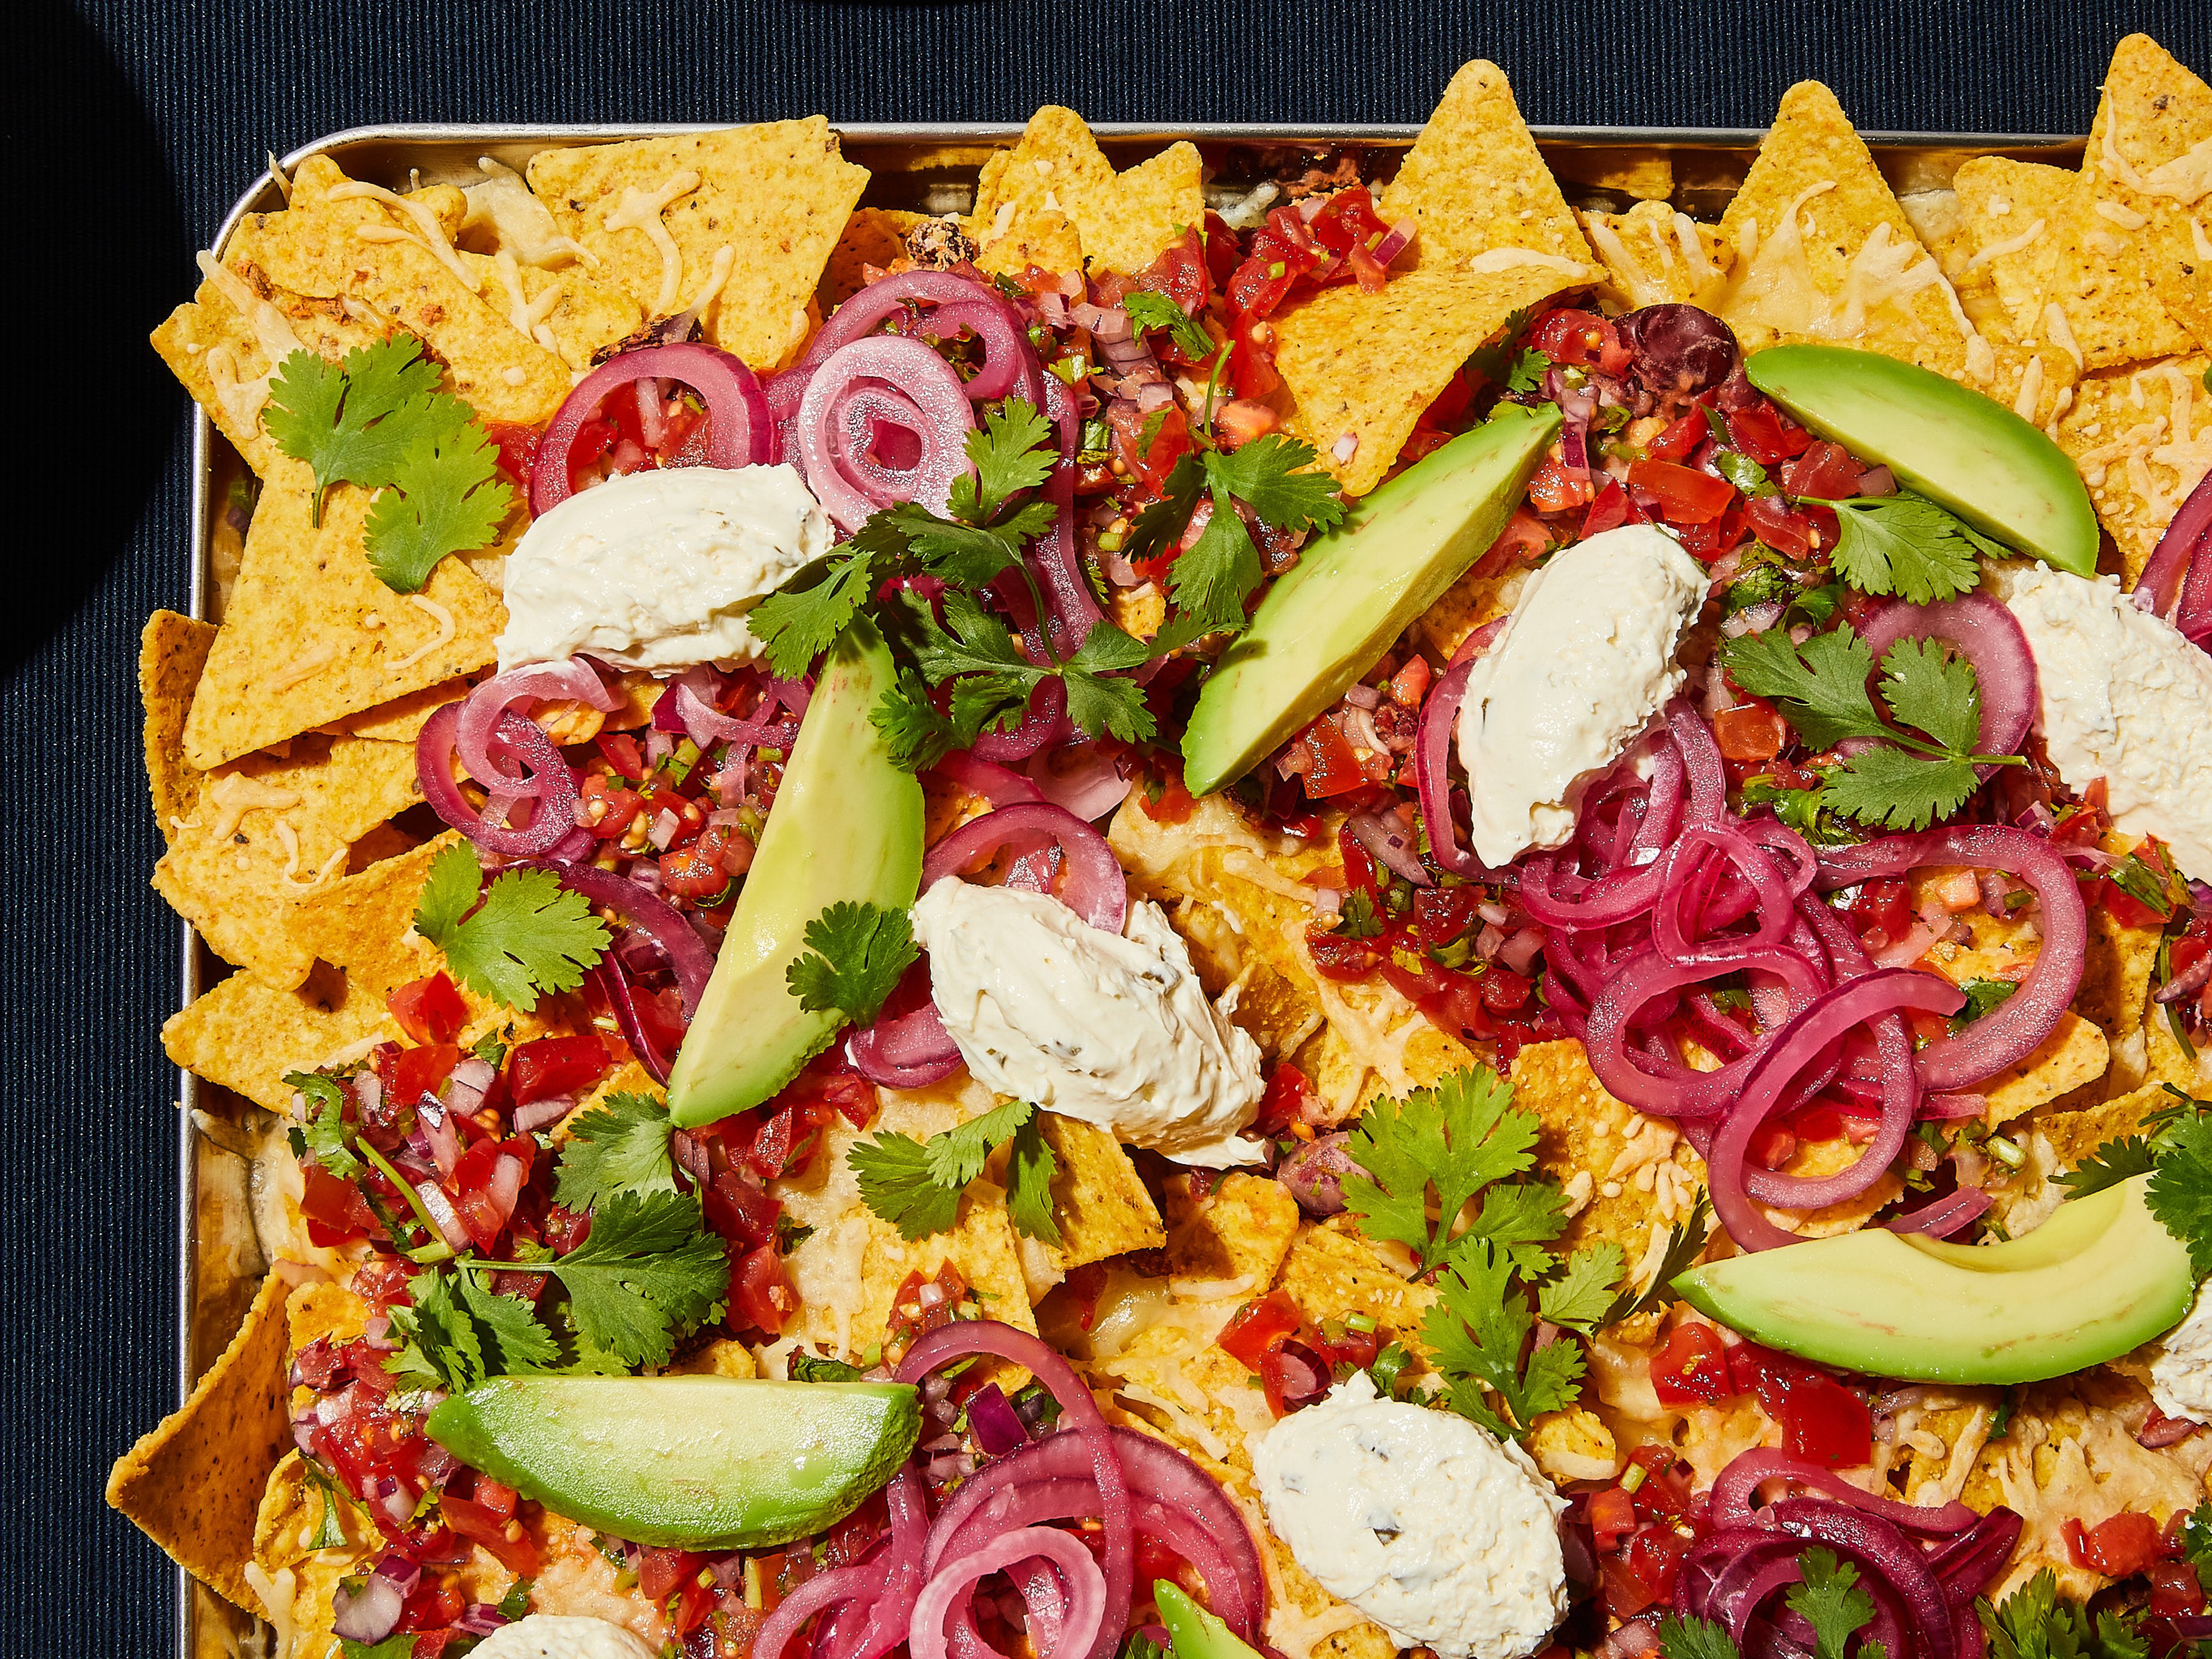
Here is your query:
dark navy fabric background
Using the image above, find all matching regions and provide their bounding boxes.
[15,0,2212,1645]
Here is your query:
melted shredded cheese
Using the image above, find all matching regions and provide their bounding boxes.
[204,772,302,842]
[1965,218,2047,270]
[2043,301,2085,370]
[1675,210,1719,285]
[390,594,457,671]
[1580,213,1668,309]
[2094,198,2150,230]
[268,638,338,692]
[2013,353,2047,422]
[2143,137,2212,205]
[605,168,702,316]
[1463,247,1592,279]
[672,244,737,332]
[274,820,347,891]
[2194,216,2212,262]
[204,343,270,431]
[243,1562,299,1659]
[491,247,562,351]
[328,179,482,293]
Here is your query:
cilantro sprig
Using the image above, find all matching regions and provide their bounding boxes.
[264,335,513,592]
[1123,435,1347,635]
[553,1090,677,1211]
[850,1098,1061,1245]
[1656,1551,1884,1659]
[1801,491,2002,606]
[1720,623,2024,832]
[2056,1088,2212,1272]
[786,901,918,1027]
[1980,1569,2153,1659]
[413,843,609,1013]
[1121,291,1215,361]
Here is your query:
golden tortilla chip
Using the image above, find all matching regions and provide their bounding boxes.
[2055,354,2212,583]
[669,1338,760,1379]
[975,208,1084,282]
[153,734,423,989]
[2080,908,2164,1040]
[1529,1404,1622,1483]
[2030,1081,2170,1177]
[458,248,644,373]
[1512,1039,1704,1254]
[1551,149,1674,202]
[287,831,458,995]
[164,963,389,1113]
[250,1450,379,1657]
[225,156,570,427]
[1277,264,1584,497]
[1276,1218,1437,1349]
[1982,1013,2112,1126]
[970,108,1200,275]
[1379,62,1593,270]
[1038,1115,1165,1269]
[338,677,468,743]
[2084,35,2212,354]
[1165,1172,1301,1289]
[527,120,868,371]
[819,207,926,310]
[107,1270,292,1609]
[861,1187,1037,1344]
[143,611,215,843]
[1718,82,1977,379]
[1580,200,1731,311]
[1954,157,2191,374]
[181,459,503,767]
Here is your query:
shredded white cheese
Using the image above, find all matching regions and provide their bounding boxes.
[268,639,338,692]
[391,593,457,671]
[604,168,702,316]
[1966,218,2046,270]
[328,179,482,293]
[204,772,302,842]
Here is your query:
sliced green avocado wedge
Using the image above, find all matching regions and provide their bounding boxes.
[1180,402,1562,798]
[1745,344,2099,576]
[1673,1173,2192,1385]
[667,615,922,1127]
[425,1376,921,1550]
[1156,1581,1261,1659]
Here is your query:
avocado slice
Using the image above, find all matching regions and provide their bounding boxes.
[425,1376,921,1549]
[1744,344,2099,576]
[1180,402,1562,798]
[1673,1174,2192,1385]
[666,615,922,1127]
[1156,1581,1261,1659]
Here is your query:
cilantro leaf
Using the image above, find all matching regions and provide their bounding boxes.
[1121,291,1215,361]
[287,1070,364,1182]
[1719,626,1885,749]
[1789,1547,1877,1659]
[1123,452,1209,571]
[1166,490,1265,633]
[536,1191,729,1370]
[1603,1191,1715,1327]
[414,844,610,1013]
[453,1266,562,1377]
[848,1133,960,1240]
[946,399,1058,524]
[786,900,918,1025]
[1878,637,1983,754]
[1424,1237,1584,1435]
[363,418,515,593]
[298,1461,353,1552]
[1824,744,1982,833]
[264,337,449,521]
[1456,1179,1570,1278]
[1005,1117,1063,1246]
[1059,657,1158,747]
[1659,1615,1742,1659]
[751,554,877,680]
[340,1637,420,1659]
[1505,347,1553,394]
[2180,1499,2212,1592]
[2063,1134,2162,1198]
[1343,1064,1541,1273]
[871,670,961,772]
[1952,977,2020,1033]
[1336,891,1385,940]
[901,500,1060,589]
[554,1091,677,1210]
[385,1270,487,1392]
[1535,1243,1626,1334]
[1814,492,1988,605]
[1979,1570,2093,1659]
[2148,1112,2212,1277]
[927,1099,1036,1188]
[1207,435,1349,536]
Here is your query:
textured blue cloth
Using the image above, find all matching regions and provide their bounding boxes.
[14,0,2212,1644]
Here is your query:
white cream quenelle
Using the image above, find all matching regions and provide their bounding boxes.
[1253,1373,1569,1659]
[1993,562,2212,883]
[2152,1282,2212,1424]
[909,879,1265,1166]
[1455,522,1710,866]
[497,464,831,672]
[470,1614,658,1659]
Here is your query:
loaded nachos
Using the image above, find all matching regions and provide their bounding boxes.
[111,33,2212,1659]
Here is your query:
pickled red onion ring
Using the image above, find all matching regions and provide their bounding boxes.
[2137,465,2212,645]
[798,338,977,531]
[533,858,715,1020]
[529,341,770,516]
[921,802,1126,933]
[456,658,615,795]
[1857,594,2037,778]
[910,1526,1104,1659]
[416,703,578,857]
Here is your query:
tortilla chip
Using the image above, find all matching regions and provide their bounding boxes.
[1276,1218,1437,1352]
[819,207,926,310]
[669,1338,760,1379]
[249,1450,378,1658]
[1276,265,1584,497]
[1551,149,1674,203]
[163,963,389,1113]
[1165,1172,1301,1289]
[223,156,570,427]
[2080,908,2165,1041]
[1982,1013,2112,1126]
[181,459,503,767]
[1580,200,1732,311]
[153,734,423,988]
[1379,62,1593,271]
[287,831,457,995]
[456,248,645,373]
[338,677,468,743]
[143,611,216,843]
[1039,1115,1165,1270]
[862,1187,1036,1343]
[1512,1039,1703,1255]
[975,208,1084,282]
[1529,1404,1622,1483]
[107,1270,292,1609]
[969,108,1200,275]
[1954,158,2192,374]
[2055,354,2212,584]
[2084,35,2212,354]
[527,120,868,371]
[1718,82,1976,379]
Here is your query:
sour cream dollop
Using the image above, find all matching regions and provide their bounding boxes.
[1995,563,2212,882]
[2152,1281,2212,1424]
[471,1614,658,1659]
[1456,522,1709,866]
[496,465,831,672]
[1253,1373,1569,1659]
[910,879,1264,1166]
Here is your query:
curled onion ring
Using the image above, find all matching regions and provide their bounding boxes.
[922,802,1128,933]
[797,338,978,531]
[529,342,770,516]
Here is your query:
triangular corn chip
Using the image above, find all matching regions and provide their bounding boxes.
[287,830,456,997]
[1717,82,1983,382]
[975,208,1083,282]
[2084,34,2212,354]
[819,207,926,311]
[459,249,643,373]
[162,963,391,1114]
[2055,354,2212,582]
[1896,187,2080,428]
[106,1271,292,1610]
[1580,200,1731,311]
[969,108,1199,276]
[1379,62,1594,272]
[337,677,468,743]
[1035,1114,1165,1272]
[527,120,868,372]
[1275,265,1585,497]
[142,611,215,844]
[181,458,502,768]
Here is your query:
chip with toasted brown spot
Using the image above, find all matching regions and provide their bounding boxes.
[286,830,460,995]
[1275,264,1584,497]
[163,963,390,1113]
[1275,1218,1438,1353]
[969,108,1200,276]
[1378,62,1593,272]
[142,611,215,844]
[1037,1114,1165,1270]
[107,1271,293,1609]
[2055,354,2212,583]
[819,207,927,310]
[527,120,868,372]
[181,460,503,768]
[2084,35,2212,355]
[1982,1013,2112,1126]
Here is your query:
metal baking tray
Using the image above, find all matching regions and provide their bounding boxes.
[173,118,2090,1654]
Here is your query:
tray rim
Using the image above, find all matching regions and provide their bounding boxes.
[170,113,2096,1656]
